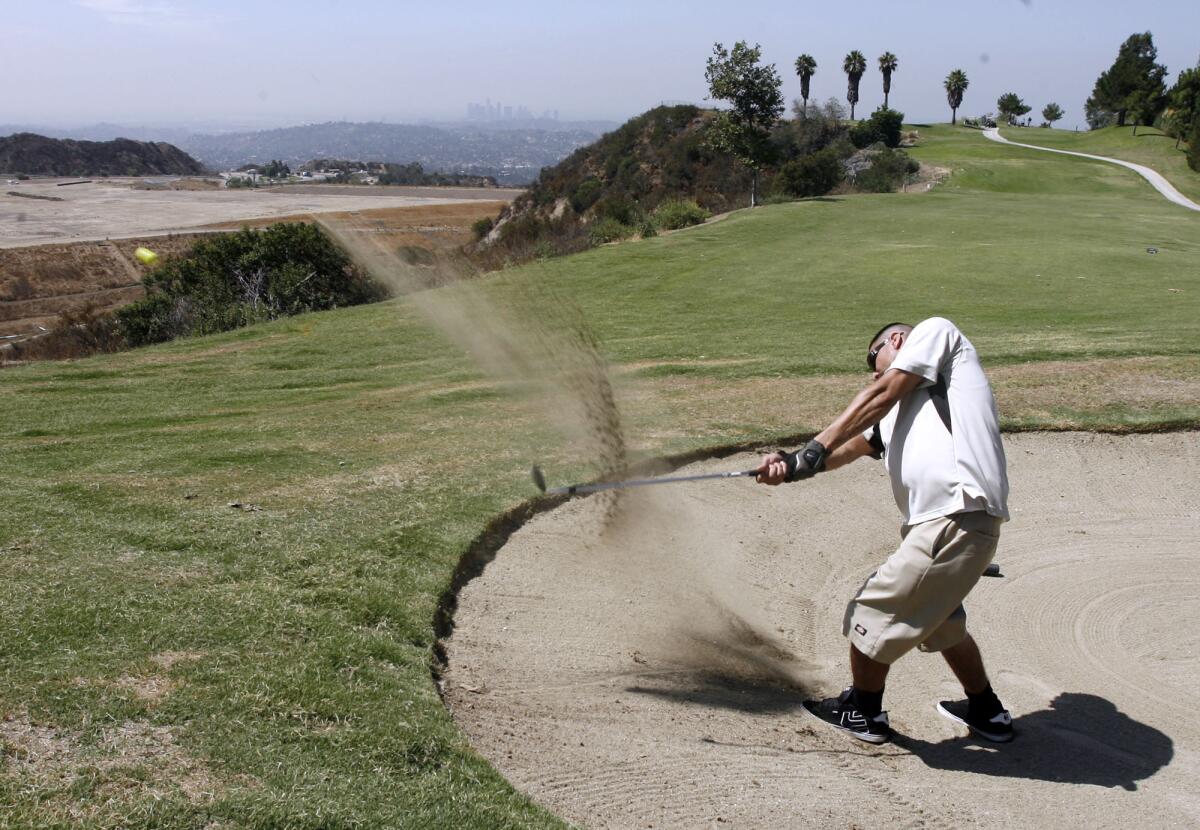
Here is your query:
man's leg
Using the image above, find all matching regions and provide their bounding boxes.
[850,643,890,692]
[937,632,1014,742]
[941,633,988,694]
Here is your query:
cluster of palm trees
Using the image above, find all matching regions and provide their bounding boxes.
[793,51,898,119]
[792,52,974,125]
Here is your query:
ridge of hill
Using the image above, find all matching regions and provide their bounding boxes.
[473,105,746,264]
[0,132,206,177]
[471,102,919,267]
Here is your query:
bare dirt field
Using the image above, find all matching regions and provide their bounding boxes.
[0,199,509,342]
[0,177,521,249]
[445,431,1200,829]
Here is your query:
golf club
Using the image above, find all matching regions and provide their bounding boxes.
[530,466,1006,578]
[531,464,761,497]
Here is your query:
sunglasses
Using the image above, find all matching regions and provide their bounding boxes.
[867,336,890,371]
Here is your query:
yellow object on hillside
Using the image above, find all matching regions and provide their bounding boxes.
[134,247,158,265]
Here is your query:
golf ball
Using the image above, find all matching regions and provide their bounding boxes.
[134,247,158,265]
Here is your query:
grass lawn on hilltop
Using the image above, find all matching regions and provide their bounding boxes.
[994,123,1200,205]
[0,123,1198,828]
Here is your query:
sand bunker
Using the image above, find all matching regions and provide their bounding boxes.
[444,432,1200,829]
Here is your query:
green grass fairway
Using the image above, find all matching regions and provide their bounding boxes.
[1,124,1198,828]
[996,124,1200,205]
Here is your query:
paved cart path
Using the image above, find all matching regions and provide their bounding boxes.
[985,127,1200,212]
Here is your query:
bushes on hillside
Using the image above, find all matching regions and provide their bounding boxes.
[855,148,920,193]
[777,146,846,197]
[850,107,905,149]
[471,216,494,240]
[853,107,905,148]
[652,199,711,230]
[589,218,637,245]
[118,223,385,347]
[467,99,925,269]
[1190,114,1200,172]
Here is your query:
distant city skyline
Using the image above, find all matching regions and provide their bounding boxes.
[4,1,1198,132]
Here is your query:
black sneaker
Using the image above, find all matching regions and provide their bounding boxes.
[937,699,1014,742]
[803,688,891,744]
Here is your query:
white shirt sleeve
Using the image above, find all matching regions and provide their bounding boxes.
[889,317,959,386]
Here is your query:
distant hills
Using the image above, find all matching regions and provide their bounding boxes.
[0,133,206,177]
[173,122,605,185]
[0,120,615,186]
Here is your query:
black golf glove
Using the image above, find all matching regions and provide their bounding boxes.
[778,439,829,482]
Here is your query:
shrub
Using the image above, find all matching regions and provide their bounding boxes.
[5,304,126,363]
[592,195,646,226]
[570,178,604,214]
[118,223,386,348]
[777,147,845,197]
[855,148,919,193]
[652,199,711,230]
[1189,114,1200,172]
[849,107,905,149]
[471,216,494,240]
[785,98,850,157]
[588,218,635,245]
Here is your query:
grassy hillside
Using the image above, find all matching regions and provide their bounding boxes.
[996,124,1200,204]
[0,124,1197,828]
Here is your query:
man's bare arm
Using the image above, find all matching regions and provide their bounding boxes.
[755,426,875,485]
[825,433,875,471]
[815,369,925,453]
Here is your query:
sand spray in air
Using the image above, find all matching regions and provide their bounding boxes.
[316,215,628,520]
[320,215,810,684]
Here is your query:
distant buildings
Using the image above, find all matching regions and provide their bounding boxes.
[466,99,559,122]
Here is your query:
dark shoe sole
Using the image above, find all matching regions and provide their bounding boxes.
[937,701,1014,743]
[803,701,891,744]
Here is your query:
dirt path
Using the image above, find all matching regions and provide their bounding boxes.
[984,128,1200,212]
[0,178,521,249]
[444,432,1199,829]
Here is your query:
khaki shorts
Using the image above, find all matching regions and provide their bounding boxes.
[843,510,1002,665]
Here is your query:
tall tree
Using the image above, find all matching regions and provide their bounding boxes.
[843,51,867,119]
[794,54,817,116]
[944,69,969,124]
[878,52,899,108]
[1086,32,1168,128]
[1042,103,1064,126]
[705,41,785,208]
[1165,63,1200,148]
[997,93,1032,125]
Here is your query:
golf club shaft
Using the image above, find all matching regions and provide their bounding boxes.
[546,468,761,496]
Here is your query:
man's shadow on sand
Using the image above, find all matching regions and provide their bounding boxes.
[894,691,1173,791]
[630,677,1171,791]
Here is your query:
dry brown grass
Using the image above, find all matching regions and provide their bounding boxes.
[0,714,228,820]
[612,355,1200,450]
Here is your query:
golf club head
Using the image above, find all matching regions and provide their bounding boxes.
[531,465,547,493]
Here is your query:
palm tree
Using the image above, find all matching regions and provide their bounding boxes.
[944,69,969,125]
[795,54,817,116]
[843,50,867,119]
[878,52,898,108]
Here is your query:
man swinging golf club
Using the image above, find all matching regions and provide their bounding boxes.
[756,317,1014,744]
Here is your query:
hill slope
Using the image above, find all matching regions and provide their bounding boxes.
[0,132,206,176]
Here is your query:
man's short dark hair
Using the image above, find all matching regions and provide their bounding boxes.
[868,321,910,348]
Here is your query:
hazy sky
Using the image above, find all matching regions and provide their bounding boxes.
[4,0,1198,130]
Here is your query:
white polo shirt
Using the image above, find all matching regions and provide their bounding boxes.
[867,317,1009,525]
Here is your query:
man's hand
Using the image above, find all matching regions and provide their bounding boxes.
[756,452,789,485]
[755,439,829,485]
